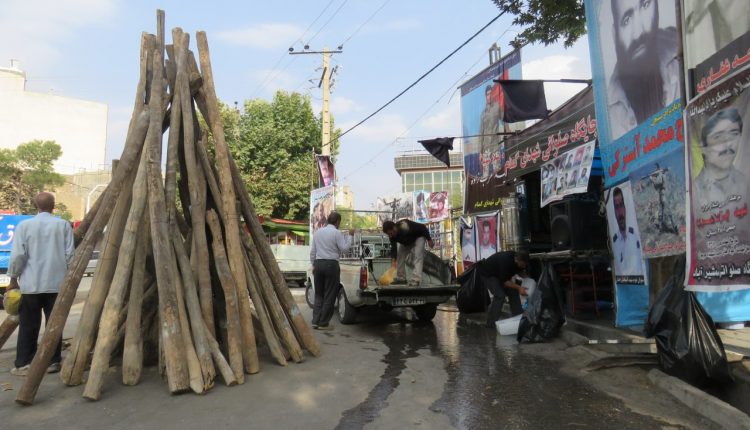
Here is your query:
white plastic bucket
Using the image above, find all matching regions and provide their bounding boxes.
[495,314,523,336]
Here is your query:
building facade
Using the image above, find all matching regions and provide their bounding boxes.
[394,151,465,209]
[0,66,108,174]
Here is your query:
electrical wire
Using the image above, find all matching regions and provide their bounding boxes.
[337,0,392,49]
[250,0,338,98]
[336,12,505,141]
[307,0,349,46]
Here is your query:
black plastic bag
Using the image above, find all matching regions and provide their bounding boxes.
[644,256,733,387]
[456,264,489,313]
[517,262,565,343]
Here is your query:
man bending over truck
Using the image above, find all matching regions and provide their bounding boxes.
[382,219,434,286]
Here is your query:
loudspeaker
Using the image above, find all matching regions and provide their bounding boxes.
[549,200,607,251]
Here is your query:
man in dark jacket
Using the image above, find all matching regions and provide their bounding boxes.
[382,219,434,286]
[478,250,530,328]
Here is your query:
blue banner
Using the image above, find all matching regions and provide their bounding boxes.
[0,215,33,252]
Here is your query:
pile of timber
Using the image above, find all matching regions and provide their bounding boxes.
[13,11,320,405]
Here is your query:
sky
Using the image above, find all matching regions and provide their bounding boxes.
[0,0,592,213]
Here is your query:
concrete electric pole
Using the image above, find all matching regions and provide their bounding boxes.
[289,46,343,156]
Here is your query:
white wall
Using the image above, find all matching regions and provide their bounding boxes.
[0,67,107,173]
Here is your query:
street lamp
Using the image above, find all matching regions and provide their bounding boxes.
[85,183,108,215]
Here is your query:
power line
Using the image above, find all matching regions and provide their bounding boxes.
[250,0,338,98]
[307,0,349,46]
[337,0,392,49]
[336,12,505,141]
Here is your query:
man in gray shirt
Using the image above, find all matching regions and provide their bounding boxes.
[309,211,353,330]
[7,192,74,376]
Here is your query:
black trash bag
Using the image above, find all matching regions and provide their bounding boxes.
[517,262,566,343]
[456,264,489,313]
[644,256,733,387]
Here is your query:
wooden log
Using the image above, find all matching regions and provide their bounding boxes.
[171,254,204,394]
[0,315,19,350]
[83,134,151,401]
[241,237,302,363]
[61,159,137,386]
[172,228,215,389]
[205,210,244,383]
[145,48,189,395]
[203,321,237,387]
[229,156,320,357]
[196,32,258,375]
[241,252,287,366]
[15,56,154,409]
[122,223,150,386]
[191,135,214,335]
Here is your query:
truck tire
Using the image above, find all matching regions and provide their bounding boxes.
[413,304,437,322]
[305,282,314,309]
[337,288,358,325]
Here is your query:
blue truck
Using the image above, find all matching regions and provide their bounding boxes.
[0,214,34,295]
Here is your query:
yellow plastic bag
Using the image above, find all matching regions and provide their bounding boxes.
[3,289,21,316]
[379,266,397,286]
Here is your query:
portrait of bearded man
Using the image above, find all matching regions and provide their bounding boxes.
[603,0,680,141]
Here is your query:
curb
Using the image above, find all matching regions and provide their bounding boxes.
[648,369,750,430]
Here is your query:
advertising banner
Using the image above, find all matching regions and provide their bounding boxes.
[413,190,430,223]
[628,147,687,257]
[0,215,33,251]
[683,0,750,97]
[540,141,596,207]
[428,191,450,222]
[585,0,684,186]
[685,67,750,291]
[316,155,335,187]
[474,212,500,261]
[374,193,414,227]
[605,182,645,285]
[310,185,335,235]
[465,86,597,212]
[460,49,522,213]
[460,216,476,268]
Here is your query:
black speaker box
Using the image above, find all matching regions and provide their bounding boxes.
[549,200,607,251]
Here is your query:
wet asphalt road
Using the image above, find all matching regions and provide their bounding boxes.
[332,307,675,430]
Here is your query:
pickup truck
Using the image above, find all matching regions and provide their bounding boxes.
[269,244,311,288]
[305,232,458,324]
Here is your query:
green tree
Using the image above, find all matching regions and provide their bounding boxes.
[491,0,586,48]
[220,91,341,221]
[0,140,66,216]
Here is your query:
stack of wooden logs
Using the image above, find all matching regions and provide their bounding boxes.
[14,11,320,405]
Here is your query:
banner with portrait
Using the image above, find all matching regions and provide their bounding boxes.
[686,67,750,291]
[585,0,684,186]
[460,49,523,213]
[683,0,750,98]
[459,216,477,268]
[310,186,335,235]
[316,155,336,187]
[413,190,430,223]
[628,147,687,258]
[474,212,500,261]
[540,141,596,207]
[374,193,414,227]
[429,191,450,222]
[605,182,645,285]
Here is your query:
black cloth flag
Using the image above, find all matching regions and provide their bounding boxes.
[418,137,454,167]
[498,80,549,122]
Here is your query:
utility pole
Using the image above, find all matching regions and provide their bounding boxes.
[289,46,343,156]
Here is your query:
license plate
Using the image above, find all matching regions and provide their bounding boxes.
[393,297,426,306]
[0,275,9,287]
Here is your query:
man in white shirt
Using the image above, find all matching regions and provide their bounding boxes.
[478,220,497,260]
[7,192,74,376]
[309,211,353,330]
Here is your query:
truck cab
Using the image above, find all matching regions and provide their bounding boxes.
[305,232,458,324]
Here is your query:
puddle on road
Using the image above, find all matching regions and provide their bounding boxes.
[335,310,680,430]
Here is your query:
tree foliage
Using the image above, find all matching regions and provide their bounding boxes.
[0,140,67,216]
[491,0,586,48]
[219,91,340,221]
